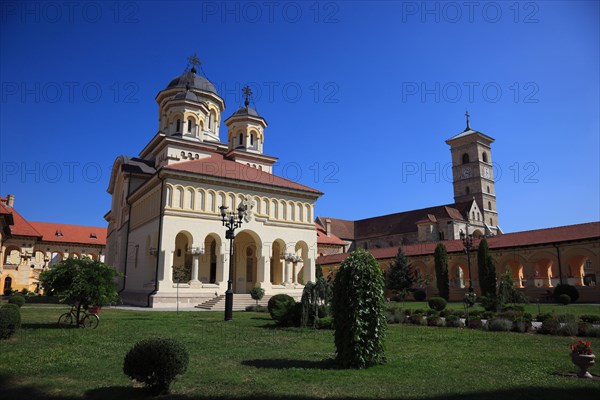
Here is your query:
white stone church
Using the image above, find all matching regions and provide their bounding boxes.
[105,60,322,308]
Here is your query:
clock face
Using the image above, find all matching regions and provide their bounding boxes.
[483,167,491,179]
[461,167,472,179]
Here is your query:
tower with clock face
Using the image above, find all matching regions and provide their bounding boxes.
[446,113,499,234]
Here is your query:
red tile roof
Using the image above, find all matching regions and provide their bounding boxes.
[315,223,346,246]
[317,221,600,265]
[316,217,355,240]
[29,222,107,246]
[163,153,322,195]
[4,207,42,238]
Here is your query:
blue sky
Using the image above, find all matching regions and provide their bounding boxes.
[0,0,598,233]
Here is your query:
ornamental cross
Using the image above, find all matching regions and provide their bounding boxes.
[242,85,253,107]
[465,110,471,130]
[187,53,202,70]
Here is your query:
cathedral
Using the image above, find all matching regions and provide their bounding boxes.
[105,58,321,307]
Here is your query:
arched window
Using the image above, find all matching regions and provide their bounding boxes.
[187,119,192,133]
[490,218,493,225]
[462,153,469,164]
[176,119,181,132]
[465,186,470,195]
[488,201,492,210]
[487,186,491,194]
[239,134,243,146]
[250,133,254,146]
[482,152,488,163]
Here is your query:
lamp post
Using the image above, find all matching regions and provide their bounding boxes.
[220,204,246,321]
[459,229,474,293]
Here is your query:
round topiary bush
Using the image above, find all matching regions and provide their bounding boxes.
[0,304,21,340]
[332,249,386,369]
[267,294,296,326]
[428,297,447,311]
[8,295,26,308]
[413,290,426,301]
[123,337,189,394]
[553,284,579,303]
[558,294,571,305]
[249,287,265,305]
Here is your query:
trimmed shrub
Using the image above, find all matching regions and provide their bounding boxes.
[479,295,502,312]
[8,295,26,308]
[558,294,571,305]
[413,290,426,301]
[580,314,600,324]
[249,287,265,305]
[469,310,482,319]
[502,305,525,312]
[439,309,453,318]
[427,316,443,327]
[412,309,426,316]
[481,311,496,320]
[267,294,296,326]
[428,297,447,311]
[332,249,386,369]
[426,309,440,317]
[316,316,333,330]
[538,319,561,335]
[535,313,555,323]
[409,314,425,325]
[0,304,21,340]
[553,284,579,303]
[123,337,188,394]
[487,318,513,332]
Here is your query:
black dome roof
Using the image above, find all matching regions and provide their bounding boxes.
[232,106,260,117]
[166,70,217,95]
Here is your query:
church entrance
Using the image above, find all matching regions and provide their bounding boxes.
[233,231,260,293]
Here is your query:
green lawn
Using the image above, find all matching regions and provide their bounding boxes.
[1,305,599,400]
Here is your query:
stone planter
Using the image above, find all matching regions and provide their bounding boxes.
[571,353,595,378]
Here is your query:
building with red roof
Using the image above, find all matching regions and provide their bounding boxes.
[0,195,106,295]
[105,60,322,308]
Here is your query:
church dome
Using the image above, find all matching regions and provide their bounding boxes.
[166,67,217,94]
[232,106,260,117]
[173,90,200,102]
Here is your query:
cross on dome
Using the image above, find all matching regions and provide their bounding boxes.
[187,53,202,73]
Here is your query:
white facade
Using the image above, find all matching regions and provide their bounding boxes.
[105,65,322,307]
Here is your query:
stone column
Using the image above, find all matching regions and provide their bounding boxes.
[284,260,291,284]
[191,255,200,283]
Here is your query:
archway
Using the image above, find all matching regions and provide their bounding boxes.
[173,231,193,281]
[203,234,221,284]
[233,230,261,293]
[450,264,468,288]
[50,251,63,267]
[2,276,13,295]
[4,246,21,266]
[295,241,309,284]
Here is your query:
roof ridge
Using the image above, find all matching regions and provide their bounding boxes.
[498,221,600,236]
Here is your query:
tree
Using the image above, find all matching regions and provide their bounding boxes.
[332,249,386,369]
[434,243,450,300]
[39,258,121,324]
[477,238,497,297]
[250,286,265,306]
[385,248,414,299]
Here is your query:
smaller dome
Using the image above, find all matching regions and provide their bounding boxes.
[173,91,199,102]
[232,106,260,117]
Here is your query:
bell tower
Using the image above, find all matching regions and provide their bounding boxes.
[446,112,499,235]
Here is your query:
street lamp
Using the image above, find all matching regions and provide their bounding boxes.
[220,204,247,321]
[459,229,475,293]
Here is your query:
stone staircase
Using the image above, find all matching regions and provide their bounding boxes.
[195,294,272,311]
